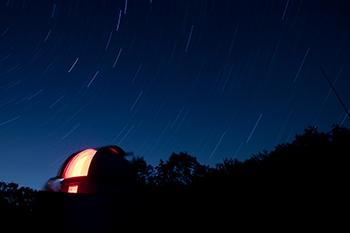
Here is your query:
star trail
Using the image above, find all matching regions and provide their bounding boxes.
[0,0,350,189]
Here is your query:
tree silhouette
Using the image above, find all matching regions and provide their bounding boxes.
[152,152,207,188]
[1,125,349,231]
[130,156,154,187]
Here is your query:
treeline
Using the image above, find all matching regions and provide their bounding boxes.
[0,182,36,211]
[1,125,349,203]
[0,125,348,230]
[130,125,349,191]
[0,182,36,229]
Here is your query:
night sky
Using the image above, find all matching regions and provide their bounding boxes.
[1,0,349,189]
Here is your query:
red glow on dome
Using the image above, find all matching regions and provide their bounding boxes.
[68,185,78,193]
[109,147,119,154]
[63,149,97,179]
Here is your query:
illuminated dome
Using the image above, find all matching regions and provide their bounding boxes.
[46,145,136,194]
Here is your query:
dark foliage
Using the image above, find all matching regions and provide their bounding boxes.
[0,182,37,230]
[1,125,348,231]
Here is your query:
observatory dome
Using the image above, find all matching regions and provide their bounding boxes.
[46,145,136,194]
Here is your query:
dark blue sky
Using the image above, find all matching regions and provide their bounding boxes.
[1,0,349,189]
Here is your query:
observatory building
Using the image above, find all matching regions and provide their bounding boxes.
[46,145,136,194]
